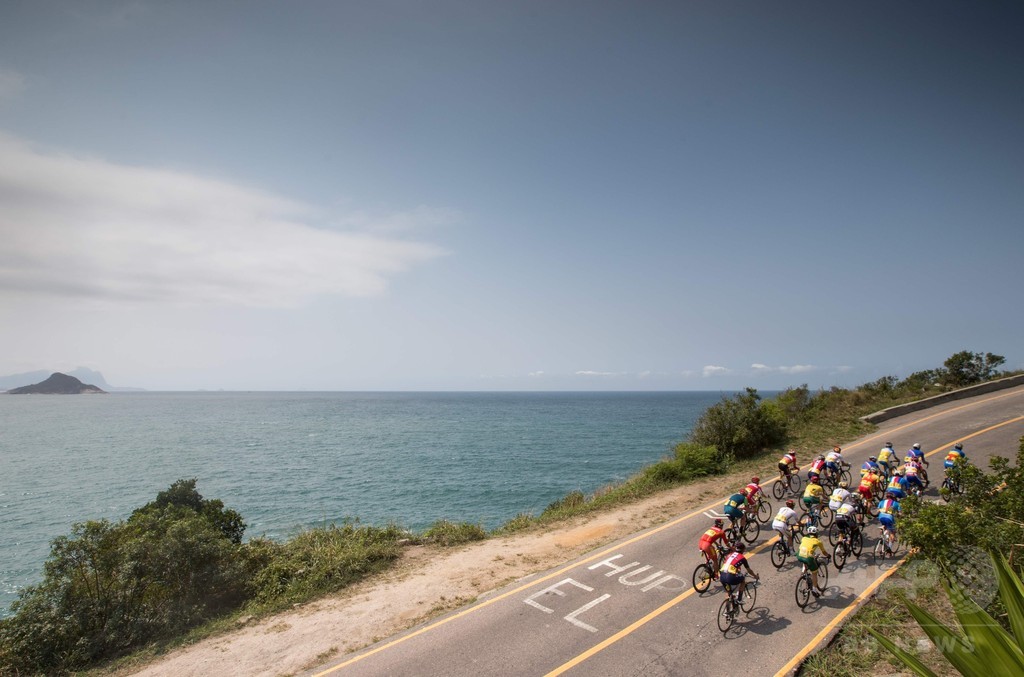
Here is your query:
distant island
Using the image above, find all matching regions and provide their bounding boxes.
[0,367,142,392]
[7,373,107,394]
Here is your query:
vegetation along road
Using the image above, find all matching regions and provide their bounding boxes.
[306,385,1024,677]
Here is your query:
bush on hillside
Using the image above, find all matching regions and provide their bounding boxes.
[690,388,787,459]
[420,520,487,547]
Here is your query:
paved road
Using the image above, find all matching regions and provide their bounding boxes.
[307,386,1024,677]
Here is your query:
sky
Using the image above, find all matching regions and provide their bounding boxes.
[0,1,1022,391]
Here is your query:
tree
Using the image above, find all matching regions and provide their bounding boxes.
[942,351,1006,388]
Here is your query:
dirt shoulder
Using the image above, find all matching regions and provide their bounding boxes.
[120,470,745,677]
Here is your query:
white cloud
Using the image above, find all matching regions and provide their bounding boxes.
[0,69,25,102]
[575,370,621,377]
[0,133,448,307]
[750,363,816,374]
[702,365,730,377]
[528,371,545,377]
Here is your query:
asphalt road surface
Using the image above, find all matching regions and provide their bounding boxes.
[307,385,1024,677]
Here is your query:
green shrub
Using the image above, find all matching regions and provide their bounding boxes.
[246,523,404,607]
[690,388,787,459]
[421,520,487,547]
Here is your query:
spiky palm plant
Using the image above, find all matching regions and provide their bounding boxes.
[868,553,1024,676]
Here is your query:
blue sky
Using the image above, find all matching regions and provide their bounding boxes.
[1,1,1021,391]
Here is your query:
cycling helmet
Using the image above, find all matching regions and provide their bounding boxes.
[839,480,848,488]
[894,470,903,476]
[817,454,825,460]
[806,526,818,535]
[954,443,963,451]
[734,542,746,552]
[786,499,795,508]
[913,443,921,450]
[885,442,892,447]
[714,518,723,528]
[810,475,820,483]
[869,456,877,461]
[751,476,760,484]
[833,445,841,452]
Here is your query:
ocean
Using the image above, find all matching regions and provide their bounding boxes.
[0,390,727,616]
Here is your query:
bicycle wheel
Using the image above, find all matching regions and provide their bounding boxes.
[833,542,848,570]
[756,500,772,524]
[818,560,830,590]
[873,538,885,564]
[840,469,852,485]
[742,518,760,543]
[773,480,785,500]
[797,512,813,535]
[692,563,713,593]
[789,473,803,495]
[770,540,787,569]
[827,522,840,546]
[795,575,812,609]
[742,582,757,612]
[718,598,735,633]
[888,534,900,556]
[852,530,864,557]
[818,505,834,528]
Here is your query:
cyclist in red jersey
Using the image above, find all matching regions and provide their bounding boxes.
[699,518,730,576]
[719,542,759,598]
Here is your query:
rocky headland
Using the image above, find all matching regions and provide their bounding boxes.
[6,372,107,394]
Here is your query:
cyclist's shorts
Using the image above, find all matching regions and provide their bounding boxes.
[724,505,743,521]
[835,517,851,532]
[825,462,839,473]
[797,555,818,572]
[699,542,719,557]
[887,487,905,499]
[719,572,744,587]
[802,496,820,507]
[904,476,923,488]
[778,462,790,474]
[858,486,873,500]
[772,521,790,535]
[944,460,955,470]
[879,513,896,532]
[879,461,891,472]
[829,499,843,511]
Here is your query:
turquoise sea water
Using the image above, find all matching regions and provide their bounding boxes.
[0,391,726,616]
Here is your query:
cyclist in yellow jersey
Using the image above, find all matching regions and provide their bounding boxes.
[802,476,824,513]
[797,526,828,596]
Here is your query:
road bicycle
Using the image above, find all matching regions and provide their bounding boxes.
[692,542,727,593]
[798,502,832,530]
[717,577,758,633]
[795,554,830,608]
[821,463,852,492]
[773,469,803,499]
[749,496,772,525]
[831,524,863,570]
[770,526,801,569]
[872,525,900,563]
[941,468,964,502]
[725,513,760,544]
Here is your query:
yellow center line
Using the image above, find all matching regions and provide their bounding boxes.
[549,413,1024,677]
[314,388,1024,675]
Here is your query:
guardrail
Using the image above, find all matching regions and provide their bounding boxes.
[860,374,1024,424]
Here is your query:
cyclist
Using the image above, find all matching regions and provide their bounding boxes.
[698,518,731,576]
[825,446,845,482]
[860,456,881,477]
[719,542,759,599]
[858,468,883,503]
[778,450,799,480]
[741,477,765,520]
[877,491,901,551]
[834,499,861,542]
[808,454,827,480]
[797,526,829,597]
[944,443,967,472]
[877,442,896,479]
[905,443,929,483]
[902,461,926,495]
[772,499,800,553]
[828,481,851,512]
[723,490,747,530]
[885,470,906,500]
[802,475,825,518]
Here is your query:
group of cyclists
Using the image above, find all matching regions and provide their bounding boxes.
[699,440,970,610]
